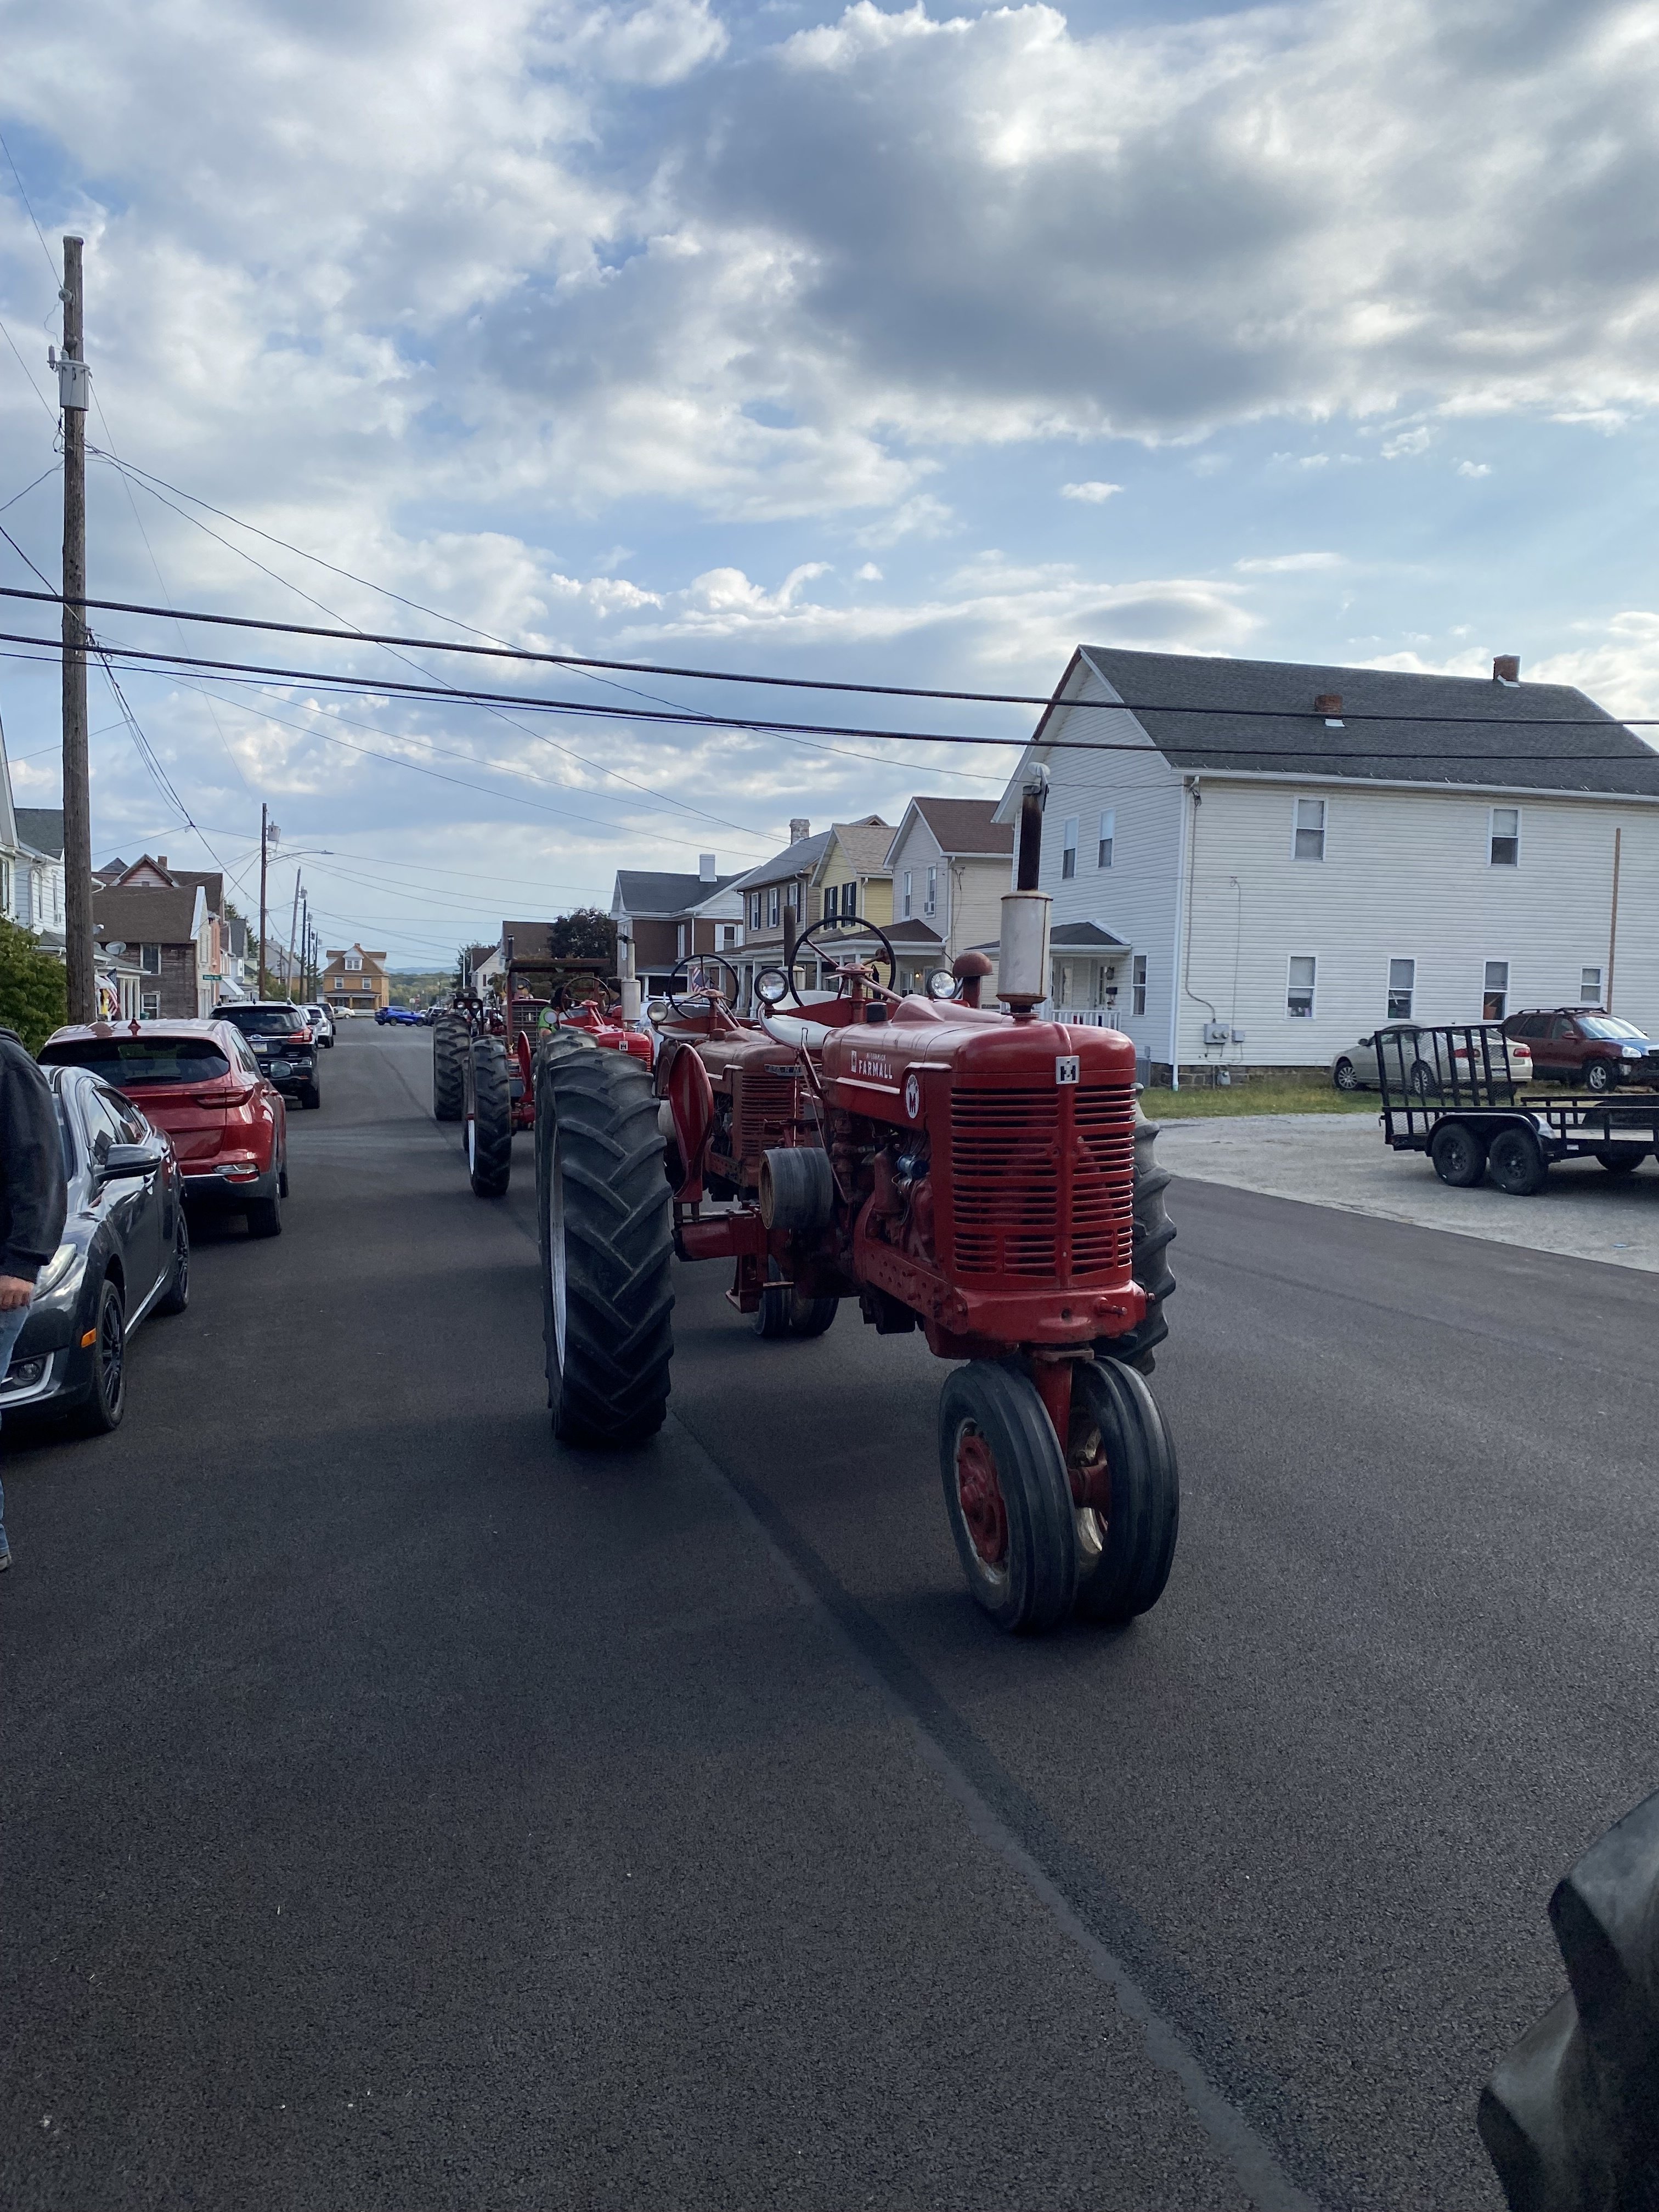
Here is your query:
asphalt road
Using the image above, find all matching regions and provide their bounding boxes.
[3,1024,1655,2211]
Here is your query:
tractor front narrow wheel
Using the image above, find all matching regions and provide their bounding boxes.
[1068,1358,1180,1624]
[465,1036,513,1197]
[939,1361,1077,1635]
[432,1016,465,1122]
[535,1035,674,1447]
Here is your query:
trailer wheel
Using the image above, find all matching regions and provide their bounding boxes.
[939,1362,1077,1634]
[1097,1116,1175,1373]
[432,1016,465,1122]
[1430,1122,1487,1188]
[1487,1127,1549,1196]
[535,1035,674,1448]
[1069,1358,1180,1624]
[466,1036,514,1198]
[1595,1146,1646,1173]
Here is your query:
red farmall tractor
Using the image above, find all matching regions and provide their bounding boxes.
[532,781,1178,1638]
[432,949,651,1198]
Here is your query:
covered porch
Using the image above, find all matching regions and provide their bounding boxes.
[1048,921,1132,1026]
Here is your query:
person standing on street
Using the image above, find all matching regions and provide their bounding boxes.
[0,1024,68,1570]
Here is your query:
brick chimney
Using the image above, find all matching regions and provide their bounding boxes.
[1313,693,1342,717]
[1492,655,1520,684]
[698,853,716,883]
[788,817,811,843]
[156,854,168,870]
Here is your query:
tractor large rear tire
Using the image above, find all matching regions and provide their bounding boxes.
[1068,1358,1180,1624]
[939,1361,1077,1634]
[535,1034,674,1448]
[432,1016,465,1122]
[465,1036,514,1198]
[1098,1115,1175,1373]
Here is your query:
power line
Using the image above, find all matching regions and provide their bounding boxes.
[0,125,61,283]
[0,309,55,421]
[2,625,1656,766]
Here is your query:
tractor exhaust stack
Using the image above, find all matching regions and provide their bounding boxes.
[999,770,1052,1014]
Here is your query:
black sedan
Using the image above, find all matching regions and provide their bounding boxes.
[0,1064,189,1434]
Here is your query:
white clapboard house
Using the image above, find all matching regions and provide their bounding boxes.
[996,647,1659,1083]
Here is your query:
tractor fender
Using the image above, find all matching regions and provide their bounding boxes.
[664,1042,716,1201]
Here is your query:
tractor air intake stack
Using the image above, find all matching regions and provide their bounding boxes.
[617,932,641,1024]
[998,770,1052,1019]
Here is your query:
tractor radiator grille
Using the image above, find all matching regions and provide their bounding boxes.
[731,1070,799,1165]
[949,1082,1135,1279]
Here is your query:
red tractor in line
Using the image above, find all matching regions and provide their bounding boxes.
[432,949,651,1198]
[531,780,1178,1638]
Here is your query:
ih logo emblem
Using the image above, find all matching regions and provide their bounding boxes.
[904,1071,922,1119]
[1056,1056,1080,1086]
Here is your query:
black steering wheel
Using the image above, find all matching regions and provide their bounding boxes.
[666,952,742,1016]
[788,918,898,1005]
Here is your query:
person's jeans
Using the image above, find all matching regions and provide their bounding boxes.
[0,1300,30,1555]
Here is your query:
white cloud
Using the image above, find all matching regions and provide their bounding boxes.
[1060,481,1123,504]
[1456,459,1492,477]
[1381,426,1432,459]
[1235,551,1345,573]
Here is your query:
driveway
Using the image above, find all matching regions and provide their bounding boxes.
[1154,1111,1659,1274]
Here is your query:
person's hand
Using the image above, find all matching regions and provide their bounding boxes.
[0,1274,35,1311]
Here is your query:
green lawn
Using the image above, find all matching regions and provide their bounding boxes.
[1141,1075,1377,1118]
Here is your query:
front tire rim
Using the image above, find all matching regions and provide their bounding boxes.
[175,1229,189,1301]
[545,1132,568,1369]
[101,1295,125,1412]
[1334,1060,1355,1090]
[954,1421,1008,1579]
[1589,1064,1610,1090]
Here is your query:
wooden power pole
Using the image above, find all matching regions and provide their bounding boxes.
[59,235,94,1024]
[258,803,269,997]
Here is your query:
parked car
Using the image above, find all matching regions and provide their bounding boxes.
[1331,1022,1532,1093]
[41,1020,289,1237]
[0,1063,189,1433]
[214,1001,321,1108]
[303,1002,336,1049]
[1501,1008,1659,1092]
[375,1005,424,1026]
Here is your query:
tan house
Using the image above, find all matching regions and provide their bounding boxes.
[321,943,390,1013]
[883,798,1015,992]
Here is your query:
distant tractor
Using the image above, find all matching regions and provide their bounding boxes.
[532,780,1178,1637]
[432,947,651,1198]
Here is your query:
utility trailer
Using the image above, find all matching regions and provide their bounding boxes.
[432,949,651,1197]
[1378,1022,1659,1194]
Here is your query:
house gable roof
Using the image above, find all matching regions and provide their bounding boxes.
[811,817,894,883]
[1015,647,1659,799]
[1051,921,1130,950]
[889,797,1015,864]
[14,806,64,859]
[93,883,205,945]
[729,829,836,894]
[613,868,746,918]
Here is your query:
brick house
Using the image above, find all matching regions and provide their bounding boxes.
[321,944,390,1013]
[611,857,746,996]
[91,883,208,1019]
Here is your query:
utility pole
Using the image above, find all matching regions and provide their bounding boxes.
[257,803,269,996]
[285,871,301,1001]
[299,890,309,997]
[59,235,94,1024]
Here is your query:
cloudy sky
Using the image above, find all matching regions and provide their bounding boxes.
[1,0,1656,962]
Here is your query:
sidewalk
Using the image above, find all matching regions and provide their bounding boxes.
[1154,1111,1659,1275]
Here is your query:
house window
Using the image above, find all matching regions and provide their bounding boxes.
[1293,798,1326,861]
[1387,958,1415,1020]
[767,888,780,929]
[1489,808,1520,866]
[1483,960,1509,1020]
[1061,817,1078,881]
[721,925,736,950]
[1581,966,1603,1005]
[677,923,688,957]
[925,865,938,916]
[0,857,9,911]
[841,881,857,918]
[902,870,913,919]
[823,887,837,921]
[345,952,362,971]
[1287,956,1317,1017]
[1132,954,1147,1017]
[751,893,762,928]
[1097,811,1115,869]
[140,991,160,1019]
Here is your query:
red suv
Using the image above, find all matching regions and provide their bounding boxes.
[1502,1008,1659,1092]
[40,1020,290,1236]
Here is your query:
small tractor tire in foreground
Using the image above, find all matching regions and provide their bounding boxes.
[1066,1357,1180,1624]
[432,1015,466,1122]
[464,1035,514,1198]
[939,1362,1080,1635]
[535,1033,675,1448]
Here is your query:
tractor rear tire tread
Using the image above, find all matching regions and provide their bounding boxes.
[432,1016,466,1122]
[536,1040,674,1448]
[467,1036,514,1198]
[1100,1118,1175,1372]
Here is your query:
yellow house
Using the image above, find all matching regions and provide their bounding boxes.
[321,943,390,1013]
[808,817,895,930]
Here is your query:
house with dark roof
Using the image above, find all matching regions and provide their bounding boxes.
[610,855,747,996]
[11,805,65,953]
[996,646,1659,1081]
[726,819,837,1006]
[91,881,209,1019]
[882,798,1015,992]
